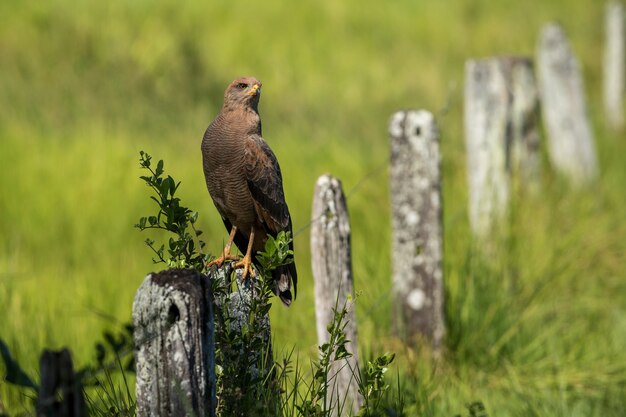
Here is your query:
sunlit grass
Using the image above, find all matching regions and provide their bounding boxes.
[1,0,625,415]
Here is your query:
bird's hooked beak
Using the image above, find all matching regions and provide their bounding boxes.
[247,83,261,96]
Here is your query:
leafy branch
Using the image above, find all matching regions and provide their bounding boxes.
[135,151,207,271]
[295,304,353,416]
[255,231,295,273]
[294,296,397,417]
[356,352,395,416]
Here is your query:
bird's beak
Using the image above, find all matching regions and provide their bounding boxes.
[247,83,261,96]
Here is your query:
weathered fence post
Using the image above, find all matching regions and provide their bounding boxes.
[212,266,273,375]
[464,57,541,238]
[389,110,445,350]
[210,265,275,414]
[537,22,598,184]
[311,174,363,415]
[37,348,86,417]
[604,1,625,129]
[133,268,216,417]
[507,58,542,188]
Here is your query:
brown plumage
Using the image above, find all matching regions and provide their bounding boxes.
[201,76,297,306]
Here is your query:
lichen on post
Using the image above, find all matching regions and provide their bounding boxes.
[537,22,598,185]
[311,174,363,415]
[389,110,445,350]
[133,269,216,417]
[464,57,541,239]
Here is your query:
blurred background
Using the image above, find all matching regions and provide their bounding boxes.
[1,0,625,415]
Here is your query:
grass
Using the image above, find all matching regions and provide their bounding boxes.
[1,0,625,415]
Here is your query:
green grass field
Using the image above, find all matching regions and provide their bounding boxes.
[1,0,625,415]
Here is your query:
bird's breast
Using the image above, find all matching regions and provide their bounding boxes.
[202,126,257,227]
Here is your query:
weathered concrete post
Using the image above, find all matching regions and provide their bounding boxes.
[133,269,216,417]
[464,57,541,238]
[604,1,625,129]
[212,266,273,376]
[37,348,86,417]
[210,265,275,415]
[311,174,363,415]
[506,58,542,188]
[389,110,445,350]
[537,22,598,184]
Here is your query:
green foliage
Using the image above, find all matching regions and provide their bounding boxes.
[289,325,396,417]
[80,323,135,387]
[1,1,625,416]
[295,304,354,416]
[357,352,396,416]
[210,248,284,415]
[135,151,207,271]
[256,231,296,273]
[289,300,399,417]
[84,358,136,417]
[211,270,279,416]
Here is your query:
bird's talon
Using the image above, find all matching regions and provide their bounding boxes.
[234,256,255,280]
[206,251,240,269]
[206,258,223,269]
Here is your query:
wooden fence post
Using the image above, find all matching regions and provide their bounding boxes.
[537,22,598,184]
[604,1,625,129]
[37,348,86,417]
[389,110,445,350]
[311,174,363,415]
[464,57,541,238]
[133,268,216,417]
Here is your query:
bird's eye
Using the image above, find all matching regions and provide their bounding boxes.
[237,83,247,90]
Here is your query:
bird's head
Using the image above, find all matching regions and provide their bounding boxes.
[224,76,262,111]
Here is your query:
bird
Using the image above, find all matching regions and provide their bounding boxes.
[201,76,297,306]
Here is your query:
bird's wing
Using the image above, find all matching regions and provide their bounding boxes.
[243,135,291,233]
[244,134,297,304]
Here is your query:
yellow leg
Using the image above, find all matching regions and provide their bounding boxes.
[207,226,240,268]
[233,227,256,279]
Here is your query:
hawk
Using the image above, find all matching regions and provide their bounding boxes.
[201,76,297,306]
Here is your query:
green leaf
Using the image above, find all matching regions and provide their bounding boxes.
[155,159,164,177]
[378,352,395,366]
[136,217,147,229]
[143,155,151,168]
[334,345,352,360]
[157,178,170,198]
